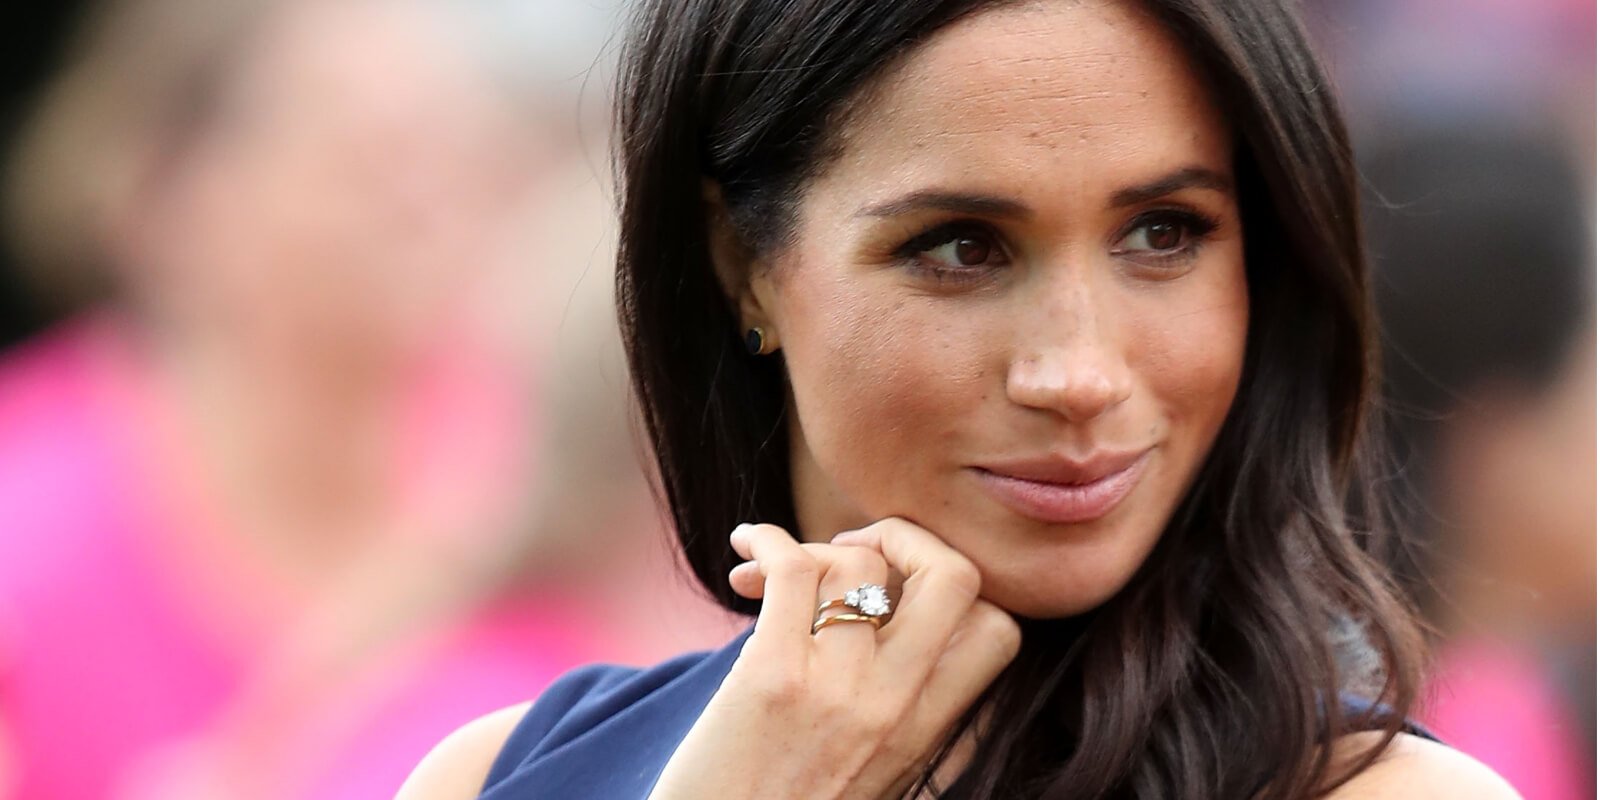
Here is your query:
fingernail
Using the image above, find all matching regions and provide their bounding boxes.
[830,530,861,544]
[731,523,752,542]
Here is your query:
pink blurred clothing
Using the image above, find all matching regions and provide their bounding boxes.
[1420,636,1594,800]
[0,315,605,799]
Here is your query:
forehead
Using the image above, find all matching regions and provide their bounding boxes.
[822,0,1231,196]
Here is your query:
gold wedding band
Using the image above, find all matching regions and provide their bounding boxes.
[812,583,892,635]
[811,612,883,635]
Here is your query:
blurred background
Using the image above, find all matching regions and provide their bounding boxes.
[0,0,1589,798]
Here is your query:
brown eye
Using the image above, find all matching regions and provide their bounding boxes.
[894,221,1010,281]
[1112,210,1219,260]
[914,227,1003,269]
[1144,221,1181,250]
[952,236,992,266]
[1117,219,1188,253]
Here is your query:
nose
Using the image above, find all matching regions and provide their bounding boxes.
[1004,285,1134,423]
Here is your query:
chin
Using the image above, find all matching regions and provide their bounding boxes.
[982,585,1122,620]
[872,492,1158,619]
[969,558,1136,620]
[948,526,1148,621]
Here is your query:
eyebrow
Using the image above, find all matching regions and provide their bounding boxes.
[1110,166,1234,208]
[853,192,1031,220]
[851,166,1235,220]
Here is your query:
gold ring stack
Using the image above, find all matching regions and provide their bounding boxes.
[811,582,892,635]
[812,612,884,634]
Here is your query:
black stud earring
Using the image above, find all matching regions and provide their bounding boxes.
[744,327,767,355]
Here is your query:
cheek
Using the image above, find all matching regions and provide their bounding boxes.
[1133,267,1250,440]
[777,273,993,501]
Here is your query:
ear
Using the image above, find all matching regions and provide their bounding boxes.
[703,179,781,349]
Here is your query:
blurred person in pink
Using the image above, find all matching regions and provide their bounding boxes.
[0,0,732,798]
[1365,122,1595,800]
[1308,3,1597,794]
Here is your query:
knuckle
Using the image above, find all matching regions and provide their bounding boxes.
[837,545,887,575]
[819,686,861,721]
[770,552,820,581]
[862,516,901,532]
[974,602,1023,658]
[880,514,939,541]
[795,682,853,730]
[850,699,902,738]
[862,515,911,541]
[936,558,983,598]
[883,515,924,539]
[748,665,807,706]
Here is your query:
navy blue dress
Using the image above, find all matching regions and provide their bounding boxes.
[479,624,1442,798]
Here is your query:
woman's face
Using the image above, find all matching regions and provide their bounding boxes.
[743,0,1249,618]
[128,0,543,363]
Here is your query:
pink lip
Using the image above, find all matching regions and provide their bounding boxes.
[971,448,1152,524]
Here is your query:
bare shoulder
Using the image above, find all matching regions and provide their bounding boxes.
[395,702,532,800]
[1323,731,1522,799]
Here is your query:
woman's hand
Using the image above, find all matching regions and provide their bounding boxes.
[647,517,1022,800]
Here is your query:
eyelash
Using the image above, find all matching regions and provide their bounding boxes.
[1114,209,1222,266]
[892,208,1223,285]
[893,221,1004,286]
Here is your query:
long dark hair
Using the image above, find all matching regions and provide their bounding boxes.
[613,1,1429,797]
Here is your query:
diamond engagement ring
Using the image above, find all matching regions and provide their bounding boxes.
[812,583,892,635]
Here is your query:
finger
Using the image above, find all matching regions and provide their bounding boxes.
[809,543,890,652]
[729,560,762,598]
[729,541,887,600]
[733,523,822,661]
[830,518,982,680]
[904,598,1020,746]
[870,599,1019,788]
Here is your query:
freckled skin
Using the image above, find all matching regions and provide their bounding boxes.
[747,0,1249,619]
